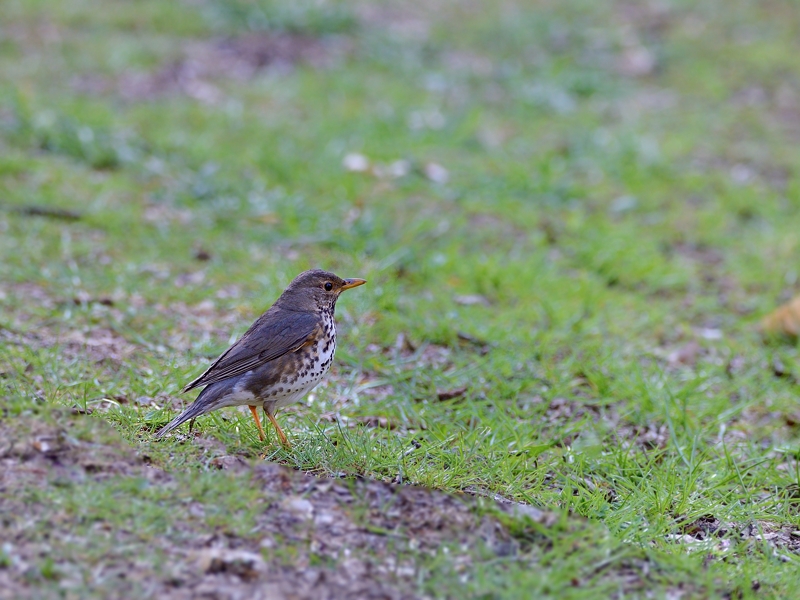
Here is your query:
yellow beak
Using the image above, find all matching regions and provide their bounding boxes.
[341,278,367,291]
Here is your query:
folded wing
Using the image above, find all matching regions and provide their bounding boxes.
[182,309,320,392]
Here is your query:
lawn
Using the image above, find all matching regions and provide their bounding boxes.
[2,0,800,597]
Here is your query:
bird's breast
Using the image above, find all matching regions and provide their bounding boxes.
[237,313,338,409]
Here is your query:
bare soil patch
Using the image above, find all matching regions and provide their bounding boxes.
[0,410,556,599]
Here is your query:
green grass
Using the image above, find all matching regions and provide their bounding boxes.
[2,0,800,596]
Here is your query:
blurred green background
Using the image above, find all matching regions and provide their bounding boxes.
[2,0,800,597]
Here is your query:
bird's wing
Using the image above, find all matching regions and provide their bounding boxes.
[182,310,320,392]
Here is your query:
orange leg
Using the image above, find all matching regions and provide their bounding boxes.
[265,409,291,448]
[248,405,266,442]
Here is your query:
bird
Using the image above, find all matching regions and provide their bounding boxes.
[156,269,366,447]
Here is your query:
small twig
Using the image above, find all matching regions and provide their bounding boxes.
[12,205,83,220]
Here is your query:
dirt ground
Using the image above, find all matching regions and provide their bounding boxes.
[0,410,563,599]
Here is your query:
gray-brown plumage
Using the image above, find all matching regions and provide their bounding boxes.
[156,269,366,446]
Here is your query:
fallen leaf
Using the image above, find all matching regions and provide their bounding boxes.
[437,387,467,401]
[760,295,800,341]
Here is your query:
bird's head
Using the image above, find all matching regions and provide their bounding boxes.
[276,269,366,312]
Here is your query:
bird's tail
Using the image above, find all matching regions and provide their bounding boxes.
[155,405,201,438]
[155,379,239,438]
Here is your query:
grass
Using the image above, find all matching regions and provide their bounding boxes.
[2,0,800,596]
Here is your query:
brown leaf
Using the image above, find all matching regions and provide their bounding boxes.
[437,386,467,401]
[760,295,800,340]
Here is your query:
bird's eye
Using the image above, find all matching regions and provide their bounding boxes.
[324,282,333,291]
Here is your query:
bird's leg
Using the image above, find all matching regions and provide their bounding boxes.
[264,406,291,448]
[248,405,266,442]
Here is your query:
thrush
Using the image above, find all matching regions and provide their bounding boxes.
[156,269,366,447]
